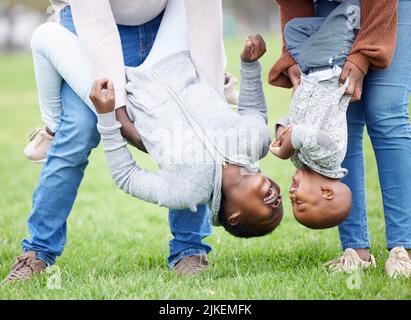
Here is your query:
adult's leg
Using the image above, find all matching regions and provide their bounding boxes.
[363,0,411,250]
[140,0,189,68]
[168,206,212,269]
[21,8,100,265]
[22,82,100,265]
[21,7,162,265]
[338,103,370,251]
[139,0,212,268]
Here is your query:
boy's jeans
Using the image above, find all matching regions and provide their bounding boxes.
[284,0,360,73]
[22,6,212,268]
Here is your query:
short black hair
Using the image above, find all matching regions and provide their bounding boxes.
[218,196,275,238]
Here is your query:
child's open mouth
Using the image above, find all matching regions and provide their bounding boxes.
[263,183,280,205]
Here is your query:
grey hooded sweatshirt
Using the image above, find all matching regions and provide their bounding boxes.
[96,51,270,226]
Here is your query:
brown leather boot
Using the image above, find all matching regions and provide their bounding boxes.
[3,251,48,283]
[173,254,209,276]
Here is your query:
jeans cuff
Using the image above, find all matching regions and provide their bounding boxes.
[341,242,370,250]
[169,249,208,270]
[387,242,411,250]
[23,247,55,266]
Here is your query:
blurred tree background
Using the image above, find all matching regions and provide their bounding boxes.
[0,0,279,52]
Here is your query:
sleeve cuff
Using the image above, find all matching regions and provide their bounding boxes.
[97,111,118,128]
[347,52,370,75]
[240,60,262,73]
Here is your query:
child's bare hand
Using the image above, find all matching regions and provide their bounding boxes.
[241,34,266,63]
[269,126,294,159]
[90,79,115,114]
[287,64,301,91]
[276,125,286,140]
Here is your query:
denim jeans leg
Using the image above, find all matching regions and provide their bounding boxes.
[338,102,370,250]
[168,205,212,269]
[314,0,340,17]
[284,17,325,73]
[362,1,411,250]
[22,82,100,265]
[21,8,99,265]
[298,0,360,71]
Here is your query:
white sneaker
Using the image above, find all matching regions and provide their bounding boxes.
[224,72,239,106]
[325,248,376,273]
[23,127,54,164]
[385,247,411,279]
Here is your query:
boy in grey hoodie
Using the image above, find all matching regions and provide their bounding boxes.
[91,34,284,238]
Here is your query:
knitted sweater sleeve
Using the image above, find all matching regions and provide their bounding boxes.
[347,0,398,74]
[269,0,398,88]
[70,0,127,109]
[268,0,315,88]
[184,0,225,96]
[96,111,208,212]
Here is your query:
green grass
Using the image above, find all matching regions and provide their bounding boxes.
[0,36,410,299]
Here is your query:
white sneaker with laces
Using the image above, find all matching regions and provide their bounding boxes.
[224,72,240,106]
[384,247,411,279]
[325,248,376,273]
[23,127,54,164]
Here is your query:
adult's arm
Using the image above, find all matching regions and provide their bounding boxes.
[347,0,398,75]
[269,0,399,88]
[184,0,225,96]
[268,0,315,88]
[70,0,127,109]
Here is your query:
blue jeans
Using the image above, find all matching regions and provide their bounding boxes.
[22,6,212,267]
[285,0,360,73]
[336,0,411,250]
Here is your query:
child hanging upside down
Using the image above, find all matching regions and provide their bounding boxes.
[269,0,362,229]
[25,0,284,238]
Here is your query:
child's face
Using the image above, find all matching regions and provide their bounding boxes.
[225,172,284,234]
[288,169,351,229]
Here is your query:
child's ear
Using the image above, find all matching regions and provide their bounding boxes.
[227,211,241,226]
[321,186,335,200]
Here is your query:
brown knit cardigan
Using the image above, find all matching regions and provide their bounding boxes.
[269,0,399,88]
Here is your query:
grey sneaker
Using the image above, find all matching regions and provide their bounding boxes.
[325,248,376,273]
[173,254,209,276]
[3,251,48,283]
[385,247,411,278]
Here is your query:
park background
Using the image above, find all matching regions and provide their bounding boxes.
[0,0,410,299]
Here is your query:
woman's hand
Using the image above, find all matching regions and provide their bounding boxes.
[90,79,115,114]
[339,61,365,102]
[286,64,301,90]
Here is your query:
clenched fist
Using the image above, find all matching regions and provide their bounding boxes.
[90,79,115,114]
[241,34,267,63]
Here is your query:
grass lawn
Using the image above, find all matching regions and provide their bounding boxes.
[0,36,410,300]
